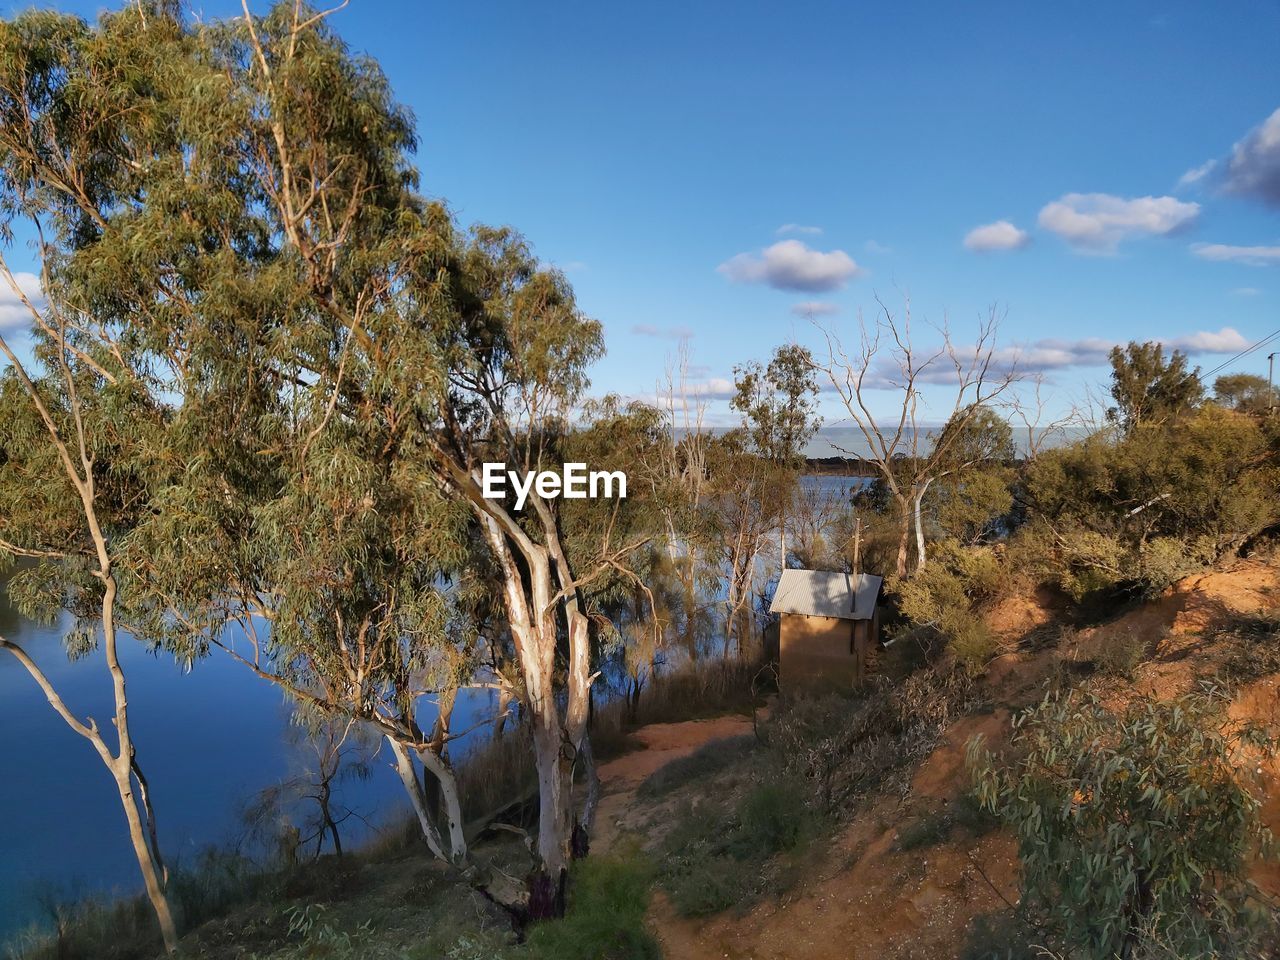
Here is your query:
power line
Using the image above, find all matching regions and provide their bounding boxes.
[1196,327,1280,384]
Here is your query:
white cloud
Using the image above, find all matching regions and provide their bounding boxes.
[776,223,823,236]
[1037,193,1200,253]
[0,271,43,333]
[863,240,892,254]
[963,220,1030,252]
[1191,243,1280,266]
[1166,327,1251,353]
[631,323,694,340]
[718,240,864,292]
[886,327,1254,388]
[1177,159,1216,189]
[790,301,840,317]
[1231,287,1262,297]
[1223,106,1280,207]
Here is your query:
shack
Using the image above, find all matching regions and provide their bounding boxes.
[769,569,884,692]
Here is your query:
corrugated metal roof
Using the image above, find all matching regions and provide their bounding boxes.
[770,569,883,621]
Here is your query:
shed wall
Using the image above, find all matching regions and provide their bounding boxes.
[780,614,867,692]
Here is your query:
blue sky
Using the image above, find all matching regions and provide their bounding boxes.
[3,0,1280,430]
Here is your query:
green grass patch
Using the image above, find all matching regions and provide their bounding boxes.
[522,853,660,960]
[658,779,816,918]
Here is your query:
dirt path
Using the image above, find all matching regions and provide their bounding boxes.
[593,715,756,857]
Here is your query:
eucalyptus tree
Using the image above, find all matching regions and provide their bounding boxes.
[120,2,489,867]
[1107,341,1203,433]
[416,231,669,909]
[2,0,667,917]
[704,429,791,662]
[912,404,1015,562]
[0,0,483,896]
[0,6,220,948]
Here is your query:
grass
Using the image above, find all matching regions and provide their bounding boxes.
[657,778,816,918]
[1216,610,1280,685]
[522,853,660,960]
[635,733,758,800]
[896,793,999,852]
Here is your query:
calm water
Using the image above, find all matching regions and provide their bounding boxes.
[0,474,866,942]
[0,578,496,942]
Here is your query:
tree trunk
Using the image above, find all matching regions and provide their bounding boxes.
[895,495,911,577]
[418,745,467,862]
[912,478,934,571]
[387,736,448,861]
[100,574,178,954]
[112,764,179,952]
[471,492,595,919]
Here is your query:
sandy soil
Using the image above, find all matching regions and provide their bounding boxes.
[595,557,1280,959]
[593,715,758,858]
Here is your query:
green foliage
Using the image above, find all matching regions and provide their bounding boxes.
[933,466,1015,546]
[969,688,1277,959]
[893,540,1003,671]
[523,854,660,960]
[737,781,810,854]
[1107,341,1203,432]
[1023,406,1280,600]
[1089,630,1150,680]
[1213,372,1277,415]
[731,343,822,466]
[658,779,813,918]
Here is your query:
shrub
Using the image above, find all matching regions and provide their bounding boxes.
[524,853,660,960]
[893,541,1005,672]
[1090,631,1149,680]
[736,781,810,856]
[969,688,1277,959]
[948,612,1000,674]
[1217,611,1280,685]
[657,780,814,918]
[763,668,983,814]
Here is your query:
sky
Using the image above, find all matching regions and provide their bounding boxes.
[2,0,1280,435]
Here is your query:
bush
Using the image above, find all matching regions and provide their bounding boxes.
[969,688,1278,959]
[1090,631,1149,679]
[657,779,814,918]
[763,668,983,814]
[524,853,660,960]
[893,541,1005,672]
[1217,611,1280,685]
[736,781,810,856]
[948,612,1000,674]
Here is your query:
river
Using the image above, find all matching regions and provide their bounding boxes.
[0,581,507,943]
[0,474,870,943]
